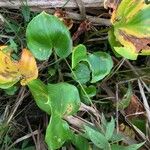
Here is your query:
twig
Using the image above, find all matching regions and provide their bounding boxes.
[0,0,104,8]
[75,0,86,19]
[138,80,150,124]
[25,116,38,150]
[80,103,100,118]
[125,59,139,76]
[140,79,150,93]
[66,11,111,26]
[64,115,93,129]
[6,87,26,124]
[116,83,119,133]
[31,8,111,26]
[8,130,39,150]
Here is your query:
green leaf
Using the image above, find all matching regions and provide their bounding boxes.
[131,118,146,133]
[26,12,72,60]
[72,44,87,69]
[48,83,80,117]
[120,4,150,38]
[108,29,122,57]
[114,47,138,60]
[73,63,91,84]
[45,116,72,150]
[110,0,150,59]
[0,81,19,89]
[27,79,51,115]
[110,132,124,143]
[111,142,145,150]
[84,125,110,149]
[79,85,96,104]
[101,113,107,130]
[117,84,132,110]
[105,117,115,140]
[71,134,90,150]
[87,52,113,83]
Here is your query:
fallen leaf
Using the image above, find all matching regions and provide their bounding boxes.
[72,20,91,41]
[124,95,145,120]
[54,9,73,29]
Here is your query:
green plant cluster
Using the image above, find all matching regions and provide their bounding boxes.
[1,0,150,148]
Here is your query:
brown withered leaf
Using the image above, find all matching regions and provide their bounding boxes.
[72,20,91,41]
[54,9,73,30]
[119,123,136,139]
[104,0,120,10]
[124,95,145,120]
[18,49,38,86]
[120,31,150,53]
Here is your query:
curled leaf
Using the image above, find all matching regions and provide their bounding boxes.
[26,12,72,60]
[0,46,38,89]
[54,9,73,30]
[18,49,38,85]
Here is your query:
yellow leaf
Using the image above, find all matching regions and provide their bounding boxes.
[114,30,136,52]
[18,49,38,86]
[0,46,20,89]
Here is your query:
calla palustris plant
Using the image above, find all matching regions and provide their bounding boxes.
[0,46,38,89]
[2,8,147,149]
[109,0,150,60]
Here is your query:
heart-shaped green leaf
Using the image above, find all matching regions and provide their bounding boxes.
[87,52,113,83]
[71,45,113,83]
[26,12,72,60]
[48,83,80,117]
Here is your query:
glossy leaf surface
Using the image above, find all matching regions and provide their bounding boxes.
[26,12,72,60]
